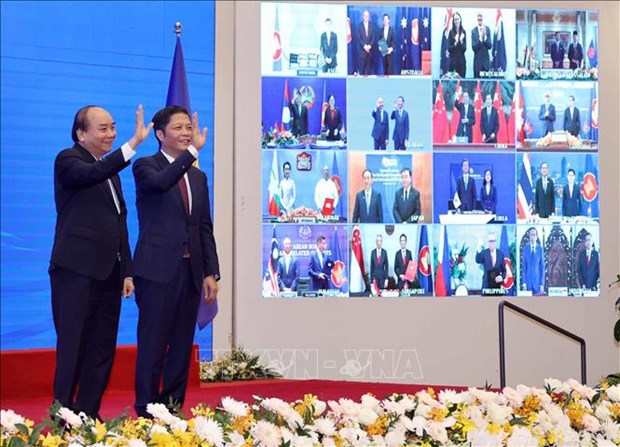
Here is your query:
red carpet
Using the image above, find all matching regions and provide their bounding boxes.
[1,347,471,422]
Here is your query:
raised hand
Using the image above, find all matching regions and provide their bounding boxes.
[129,104,154,149]
[191,112,208,150]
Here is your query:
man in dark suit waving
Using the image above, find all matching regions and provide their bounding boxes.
[475,231,506,292]
[371,97,389,150]
[393,168,421,223]
[455,91,475,143]
[132,106,220,418]
[49,104,152,419]
[352,169,383,223]
[390,96,409,150]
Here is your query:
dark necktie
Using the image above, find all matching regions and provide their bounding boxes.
[179,176,190,216]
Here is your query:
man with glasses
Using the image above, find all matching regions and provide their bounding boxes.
[475,231,506,292]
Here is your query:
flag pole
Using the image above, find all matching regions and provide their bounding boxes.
[175,21,182,36]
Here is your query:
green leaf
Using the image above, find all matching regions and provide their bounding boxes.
[615,319,620,343]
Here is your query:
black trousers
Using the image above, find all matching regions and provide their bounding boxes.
[50,262,121,418]
[134,259,200,417]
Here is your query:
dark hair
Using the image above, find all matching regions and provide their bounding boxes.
[451,12,463,34]
[483,169,493,185]
[400,167,411,176]
[325,18,332,24]
[316,235,326,244]
[462,158,469,167]
[397,95,405,103]
[399,233,407,241]
[152,105,190,148]
[362,169,373,178]
[283,161,291,170]
[71,105,98,142]
[573,30,578,36]
[383,14,389,20]
[569,95,575,101]
[567,168,576,175]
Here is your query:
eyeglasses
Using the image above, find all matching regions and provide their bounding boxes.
[488,239,497,243]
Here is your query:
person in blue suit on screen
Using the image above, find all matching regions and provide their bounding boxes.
[277,237,299,292]
[308,235,334,291]
[456,158,476,212]
[563,95,581,137]
[577,232,599,290]
[390,96,409,150]
[521,227,545,294]
[352,169,383,223]
[562,168,582,217]
[538,91,556,136]
[479,169,497,214]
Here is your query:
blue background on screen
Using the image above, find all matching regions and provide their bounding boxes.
[1,1,216,357]
[432,152,517,222]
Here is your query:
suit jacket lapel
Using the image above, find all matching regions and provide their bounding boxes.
[155,151,188,217]
[76,144,120,212]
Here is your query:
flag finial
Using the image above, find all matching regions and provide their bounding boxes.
[174,22,182,36]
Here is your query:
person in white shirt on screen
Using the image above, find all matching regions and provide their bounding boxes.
[279,161,296,213]
[314,165,339,211]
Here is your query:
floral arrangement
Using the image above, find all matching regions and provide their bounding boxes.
[2,379,619,446]
[449,243,469,282]
[200,346,282,382]
[277,207,340,224]
[263,127,299,148]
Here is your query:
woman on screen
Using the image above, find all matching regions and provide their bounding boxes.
[448,12,467,78]
[323,94,343,141]
[480,169,497,214]
[279,161,296,213]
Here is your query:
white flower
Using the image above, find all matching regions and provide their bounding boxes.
[321,438,337,447]
[313,417,336,436]
[146,403,175,424]
[601,420,620,442]
[384,426,406,447]
[220,396,249,417]
[358,408,378,426]
[150,423,168,434]
[426,422,449,444]
[595,435,618,447]
[313,399,327,416]
[438,389,463,405]
[338,427,365,443]
[582,413,601,433]
[0,409,25,433]
[606,385,620,402]
[486,402,512,425]
[361,394,381,412]
[170,418,187,432]
[226,431,246,447]
[502,387,524,407]
[507,426,538,447]
[56,407,82,427]
[250,420,281,447]
[193,417,224,447]
[544,378,564,391]
[127,440,148,447]
[290,434,317,447]
[566,379,597,400]
[468,428,503,447]
[595,404,611,421]
[382,398,407,416]
[402,415,427,437]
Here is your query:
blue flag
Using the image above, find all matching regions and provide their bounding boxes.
[420,7,431,52]
[273,4,282,72]
[331,152,344,218]
[417,225,433,294]
[587,39,597,68]
[410,7,421,71]
[399,8,409,71]
[500,226,515,295]
[492,9,507,72]
[581,154,599,217]
[166,36,192,112]
[440,9,452,76]
[331,226,346,292]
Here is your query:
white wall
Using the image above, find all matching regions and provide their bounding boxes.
[214,1,620,388]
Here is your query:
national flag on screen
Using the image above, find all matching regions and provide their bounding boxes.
[321,80,328,128]
[492,9,507,72]
[587,39,597,68]
[433,81,451,143]
[371,279,380,296]
[267,226,280,297]
[331,227,347,291]
[331,152,344,218]
[434,225,451,296]
[417,225,433,294]
[346,17,354,75]
[440,8,453,76]
[350,225,367,293]
[272,4,282,72]
[400,10,410,71]
[268,150,281,216]
[166,32,217,329]
[517,152,533,220]
[281,79,291,131]
[581,154,599,217]
[590,83,598,142]
[507,84,516,144]
[500,226,515,295]
[493,81,509,144]
[419,7,431,52]
[515,81,525,144]
[409,8,421,71]
[450,80,462,141]
[472,81,483,143]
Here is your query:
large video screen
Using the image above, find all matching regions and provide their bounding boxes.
[260,3,600,298]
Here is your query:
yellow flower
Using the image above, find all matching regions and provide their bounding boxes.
[454,417,476,434]
[40,433,66,447]
[566,402,586,430]
[365,414,388,436]
[487,422,501,435]
[514,394,541,417]
[230,414,255,433]
[429,407,449,422]
[150,432,177,447]
[502,422,514,436]
[242,435,253,447]
[426,387,437,399]
[190,403,215,418]
[94,419,108,442]
[172,429,195,446]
